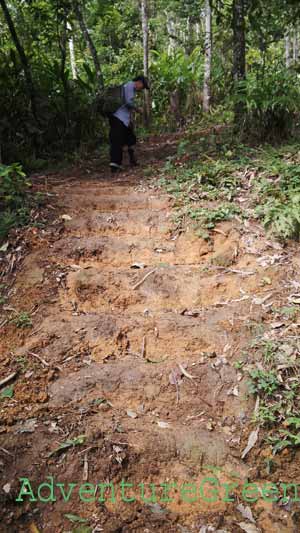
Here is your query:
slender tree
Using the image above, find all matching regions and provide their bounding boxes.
[293,27,299,63]
[232,0,246,123]
[203,0,212,112]
[0,0,37,120]
[285,32,291,67]
[59,7,70,122]
[141,0,151,125]
[232,0,246,83]
[67,22,77,80]
[73,1,104,87]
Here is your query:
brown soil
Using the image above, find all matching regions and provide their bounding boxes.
[1,134,300,532]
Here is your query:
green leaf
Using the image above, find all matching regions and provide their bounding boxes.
[49,435,86,457]
[0,242,9,252]
[1,385,14,398]
[286,417,300,429]
[64,514,88,524]
[72,526,93,533]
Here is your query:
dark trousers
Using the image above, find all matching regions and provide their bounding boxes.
[109,116,136,166]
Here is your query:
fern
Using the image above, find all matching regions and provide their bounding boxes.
[256,192,300,240]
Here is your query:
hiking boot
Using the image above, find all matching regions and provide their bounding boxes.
[110,162,123,173]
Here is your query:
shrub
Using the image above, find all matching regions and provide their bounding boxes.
[234,68,300,140]
[0,163,31,240]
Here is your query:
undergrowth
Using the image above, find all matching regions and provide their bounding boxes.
[246,336,300,454]
[159,132,300,242]
[0,163,43,242]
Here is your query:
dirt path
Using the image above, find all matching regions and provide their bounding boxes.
[1,136,300,532]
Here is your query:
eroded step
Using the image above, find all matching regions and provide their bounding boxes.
[48,358,250,445]
[56,184,140,195]
[61,264,266,313]
[60,192,171,212]
[14,303,252,364]
[51,233,212,266]
[62,209,172,237]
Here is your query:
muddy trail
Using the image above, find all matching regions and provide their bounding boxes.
[1,133,300,533]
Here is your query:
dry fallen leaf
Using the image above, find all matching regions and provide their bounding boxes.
[237,503,255,523]
[169,368,182,386]
[238,522,260,533]
[61,214,72,221]
[271,321,285,329]
[180,308,200,317]
[206,420,214,431]
[227,385,239,397]
[131,262,145,269]
[3,483,11,494]
[288,295,300,305]
[241,428,259,459]
[0,242,9,252]
[126,409,138,419]
[252,294,273,305]
[29,524,41,533]
[157,420,170,429]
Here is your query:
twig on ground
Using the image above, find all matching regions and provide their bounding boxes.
[212,228,227,237]
[0,446,14,456]
[83,452,89,481]
[141,336,146,358]
[178,363,196,380]
[132,269,156,290]
[186,411,205,420]
[211,266,255,276]
[28,352,49,367]
[0,372,17,388]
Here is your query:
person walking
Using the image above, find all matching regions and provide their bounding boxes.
[109,75,149,173]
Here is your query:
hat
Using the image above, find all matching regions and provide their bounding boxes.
[134,75,150,89]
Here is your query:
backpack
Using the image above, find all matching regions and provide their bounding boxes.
[95,84,125,117]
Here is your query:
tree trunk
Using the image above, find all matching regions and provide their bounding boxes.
[232,0,246,83]
[293,28,299,63]
[203,0,212,113]
[232,0,246,124]
[285,33,291,67]
[0,0,38,121]
[141,0,151,126]
[59,13,70,124]
[185,16,192,55]
[73,1,104,87]
[195,22,201,43]
[165,14,177,55]
[67,22,77,80]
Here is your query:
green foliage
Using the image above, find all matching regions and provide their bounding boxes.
[11,311,32,329]
[188,203,241,229]
[235,69,300,140]
[0,163,31,240]
[245,335,300,453]
[252,151,300,240]
[256,192,300,240]
[270,423,300,454]
[0,385,14,399]
[278,306,299,320]
[150,48,203,119]
[0,163,28,206]
[248,369,280,396]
